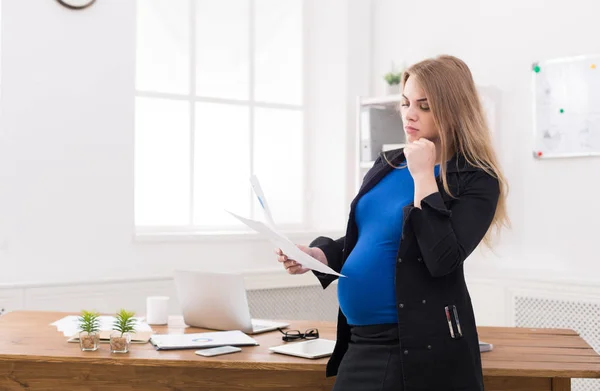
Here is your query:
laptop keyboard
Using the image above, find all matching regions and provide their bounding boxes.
[251,319,288,332]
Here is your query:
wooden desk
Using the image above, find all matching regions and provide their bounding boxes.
[0,311,599,390]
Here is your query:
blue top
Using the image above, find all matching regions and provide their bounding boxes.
[337,165,440,326]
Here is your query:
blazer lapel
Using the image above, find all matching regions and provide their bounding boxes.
[351,149,403,209]
[342,149,404,264]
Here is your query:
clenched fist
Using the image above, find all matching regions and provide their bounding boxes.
[404,138,437,179]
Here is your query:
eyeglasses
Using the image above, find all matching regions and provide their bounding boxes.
[278,328,319,342]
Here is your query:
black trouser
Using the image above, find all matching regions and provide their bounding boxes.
[332,324,404,391]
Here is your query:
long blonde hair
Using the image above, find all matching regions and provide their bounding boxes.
[394,55,510,247]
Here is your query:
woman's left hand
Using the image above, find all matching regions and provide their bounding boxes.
[404,138,436,179]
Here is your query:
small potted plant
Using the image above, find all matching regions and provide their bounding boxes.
[110,309,137,354]
[78,310,100,352]
[383,62,404,95]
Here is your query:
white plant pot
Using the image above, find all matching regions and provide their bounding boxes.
[387,84,400,95]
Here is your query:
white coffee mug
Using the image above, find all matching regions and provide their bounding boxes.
[146,296,169,325]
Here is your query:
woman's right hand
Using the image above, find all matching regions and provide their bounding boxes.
[275,245,328,275]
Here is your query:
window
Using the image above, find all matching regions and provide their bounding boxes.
[135,0,304,233]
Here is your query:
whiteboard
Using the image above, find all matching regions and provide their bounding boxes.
[532,54,600,158]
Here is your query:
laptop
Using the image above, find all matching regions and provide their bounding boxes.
[173,270,289,334]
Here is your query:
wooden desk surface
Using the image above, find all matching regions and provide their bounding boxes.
[0,311,335,371]
[0,311,599,391]
[0,311,599,377]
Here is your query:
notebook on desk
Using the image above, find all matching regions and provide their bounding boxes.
[149,330,259,351]
[52,315,154,344]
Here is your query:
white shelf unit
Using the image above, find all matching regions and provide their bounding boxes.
[359,94,404,106]
[355,94,406,192]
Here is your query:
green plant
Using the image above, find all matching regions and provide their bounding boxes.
[383,62,405,86]
[383,71,402,85]
[77,310,100,334]
[112,309,137,337]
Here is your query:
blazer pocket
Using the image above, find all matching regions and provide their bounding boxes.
[435,338,479,388]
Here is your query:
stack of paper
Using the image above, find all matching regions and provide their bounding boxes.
[150,330,259,351]
[51,315,154,343]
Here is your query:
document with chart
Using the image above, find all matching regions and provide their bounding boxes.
[226,175,345,278]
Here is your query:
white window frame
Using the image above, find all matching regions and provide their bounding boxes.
[0,0,3,113]
[134,0,310,240]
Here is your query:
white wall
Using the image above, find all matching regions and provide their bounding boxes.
[371,0,600,279]
[0,0,366,284]
[9,0,594,288]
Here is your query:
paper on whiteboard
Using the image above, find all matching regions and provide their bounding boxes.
[226,210,345,278]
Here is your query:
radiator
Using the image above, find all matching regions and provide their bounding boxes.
[247,284,339,322]
[514,295,600,391]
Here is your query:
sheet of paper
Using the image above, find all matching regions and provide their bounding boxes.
[51,315,153,338]
[249,174,275,228]
[226,210,345,277]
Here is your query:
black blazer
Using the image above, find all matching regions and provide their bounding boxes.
[310,148,500,391]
